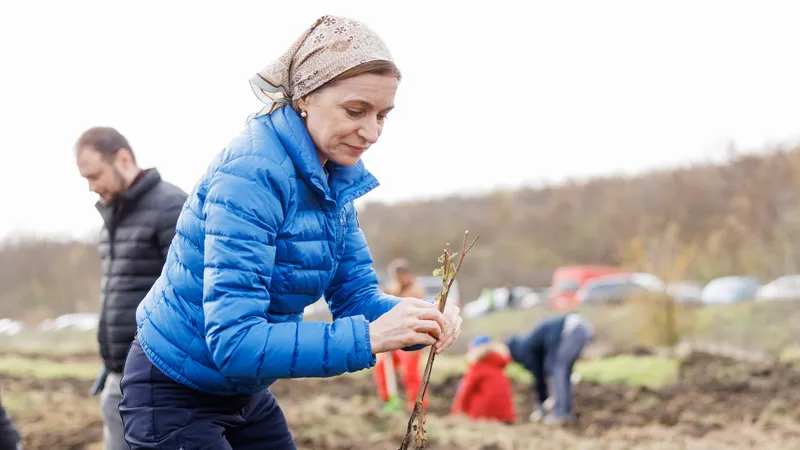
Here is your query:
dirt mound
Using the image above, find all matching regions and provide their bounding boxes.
[0,374,92,393]
[1,377,100,450]
[8,352,800,449]
[426,352,800,438]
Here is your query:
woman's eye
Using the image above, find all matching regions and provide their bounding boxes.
[346,109,364,118]
[378,114,389,121]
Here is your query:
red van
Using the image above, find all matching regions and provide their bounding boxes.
[550,265,631,310]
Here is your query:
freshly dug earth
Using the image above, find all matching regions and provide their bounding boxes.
[278,352,800,448]
[4,352,800,449]
[0,375,101,450]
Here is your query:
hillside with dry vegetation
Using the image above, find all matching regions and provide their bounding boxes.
[2,146,800,318]
[360,146,800,299]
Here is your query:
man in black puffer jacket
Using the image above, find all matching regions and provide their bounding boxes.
[75,127,187,450]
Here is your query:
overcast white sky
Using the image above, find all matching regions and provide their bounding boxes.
[1,0,799,240]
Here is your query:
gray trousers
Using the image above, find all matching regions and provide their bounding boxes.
[100,372,130,450]
[551,323,591,418]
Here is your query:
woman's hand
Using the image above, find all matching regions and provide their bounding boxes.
[369,298,445,354]
[434,301,462,354]
[368,297,463,355]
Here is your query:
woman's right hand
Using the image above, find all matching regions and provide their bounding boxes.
[368,298,446,354]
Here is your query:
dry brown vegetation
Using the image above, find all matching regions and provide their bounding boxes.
[0,238,99,320]
[360,146,800,299]
[3,146,800,318]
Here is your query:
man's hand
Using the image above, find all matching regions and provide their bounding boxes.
[529,403,546,423]
[88,366,109,396]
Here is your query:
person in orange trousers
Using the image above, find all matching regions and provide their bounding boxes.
[374,258,428,411]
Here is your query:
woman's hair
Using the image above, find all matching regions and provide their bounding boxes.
[332,60,402,83]
[295,60,401,110]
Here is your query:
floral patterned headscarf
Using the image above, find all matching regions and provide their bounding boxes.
[248,15,396,121]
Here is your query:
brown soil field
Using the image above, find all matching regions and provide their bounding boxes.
[3,352,800,449]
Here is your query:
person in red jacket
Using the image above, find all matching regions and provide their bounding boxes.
[451,335,516,424]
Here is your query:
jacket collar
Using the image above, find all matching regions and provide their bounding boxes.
[266,105,379,208]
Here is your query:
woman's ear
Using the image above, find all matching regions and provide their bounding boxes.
[294,96,310,113]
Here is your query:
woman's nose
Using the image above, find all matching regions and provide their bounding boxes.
[358,119,380,144]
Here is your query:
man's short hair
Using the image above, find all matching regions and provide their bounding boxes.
[387,258,411,275]
[75,127,136,163]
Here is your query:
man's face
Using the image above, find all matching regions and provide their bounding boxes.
[396,269,413,287]
[76,147,126,205]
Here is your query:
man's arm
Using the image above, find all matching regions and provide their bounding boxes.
[531,348,548,405]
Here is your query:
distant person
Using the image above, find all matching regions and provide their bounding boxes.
[74,126,187,450]
[115,15,461,449]
[451,335,516,424]
[506,313,594,425]
[375,258,427,411]
[0,397,22,450]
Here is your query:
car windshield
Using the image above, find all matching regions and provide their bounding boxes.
[555,280,581,293]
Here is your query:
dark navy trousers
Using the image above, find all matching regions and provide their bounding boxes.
[119,337,296,449]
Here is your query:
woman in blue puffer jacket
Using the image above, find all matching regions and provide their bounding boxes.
[117,15,462,450]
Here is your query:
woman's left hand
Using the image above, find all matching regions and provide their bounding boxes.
[434,301,462,354]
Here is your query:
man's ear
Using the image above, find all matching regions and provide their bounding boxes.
[115,148,136,169]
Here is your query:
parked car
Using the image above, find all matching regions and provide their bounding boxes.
[575,274,649,305]
[630,272,665,291]
[462,287,509,319]
[755,275,800,301]
[39,313,98,332]
[550,265,632,310]
[700,276,761,305]
[665,280,704,304]
[0,318,23,336]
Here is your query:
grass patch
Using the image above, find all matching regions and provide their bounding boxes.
[779,346,800,364]
[576,355,677,388]
[428,354,677,389]
[2,390,54,414]
[0,355,99,380]
[0,330,98,356]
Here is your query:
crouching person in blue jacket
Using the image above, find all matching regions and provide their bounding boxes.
[117,15,462,450]
[506,313,594,425]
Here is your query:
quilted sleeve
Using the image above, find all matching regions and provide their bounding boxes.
[324,206,400,322]
[202,155,376,380]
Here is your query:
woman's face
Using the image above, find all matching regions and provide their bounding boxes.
[297,73,398,167]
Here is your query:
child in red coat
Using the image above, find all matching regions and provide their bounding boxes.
[451,335,516,424]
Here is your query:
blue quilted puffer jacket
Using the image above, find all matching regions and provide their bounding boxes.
[135,105,405,396]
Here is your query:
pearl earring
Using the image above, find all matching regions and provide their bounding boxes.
[300,110,307,118]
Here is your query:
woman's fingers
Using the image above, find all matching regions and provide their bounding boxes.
[396,297,463,352]
[411,306,446,332]
[407,329,437,347]
[412,318,442,339]
[435,313,463,354]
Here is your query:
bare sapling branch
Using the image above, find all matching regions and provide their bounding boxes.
[399,230,479,450]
